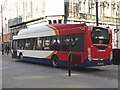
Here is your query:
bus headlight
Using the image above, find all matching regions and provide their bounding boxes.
[88,48,91,61]
[110,52,113,60]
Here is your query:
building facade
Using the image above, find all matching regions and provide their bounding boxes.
[0,0,120,48]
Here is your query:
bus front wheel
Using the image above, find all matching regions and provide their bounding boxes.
[51,55,58,68]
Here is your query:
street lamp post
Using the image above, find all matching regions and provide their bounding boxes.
[116,12,119,48]
[96,0,99,26]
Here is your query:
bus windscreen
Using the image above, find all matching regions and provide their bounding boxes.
[91,27,110,45]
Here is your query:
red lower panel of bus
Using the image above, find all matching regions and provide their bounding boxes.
[56,51,85,64]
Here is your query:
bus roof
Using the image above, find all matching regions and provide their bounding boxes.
[50,23,87,29]
[13,23,87,40]
[17,23,86,35]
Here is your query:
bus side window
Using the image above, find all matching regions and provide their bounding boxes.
[31,38,37,50]
[36,37,43,50]
[51,36,61,50]
[62,35,70,51]
[25,39,31,50]
[18,40,25,50]
[17,40,20,49]
[12,40,17,50]
[17,40,19,49]
[44,37,51,50]
[70,33,84,52]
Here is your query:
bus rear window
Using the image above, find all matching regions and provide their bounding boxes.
[91,27,110,45]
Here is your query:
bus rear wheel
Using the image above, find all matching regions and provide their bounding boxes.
[51,55,58,68]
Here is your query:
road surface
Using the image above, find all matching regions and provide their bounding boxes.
[1,54,119,88]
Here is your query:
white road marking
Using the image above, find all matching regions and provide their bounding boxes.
[15,75,50,80]
[0,65,27,70]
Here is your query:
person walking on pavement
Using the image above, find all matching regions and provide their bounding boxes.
[5,45,7,54]
[5,45,10,55]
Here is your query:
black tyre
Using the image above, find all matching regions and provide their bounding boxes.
[51,55,59,68]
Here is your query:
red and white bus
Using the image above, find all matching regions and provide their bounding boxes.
[12,23,113,67]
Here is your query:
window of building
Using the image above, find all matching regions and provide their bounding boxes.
[58,20,62,24]
[48,20,52,24]
[53,20,57,23]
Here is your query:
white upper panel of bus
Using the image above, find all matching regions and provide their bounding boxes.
[13,24,56,40]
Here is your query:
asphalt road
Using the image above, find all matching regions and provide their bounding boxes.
[1,54,119,88]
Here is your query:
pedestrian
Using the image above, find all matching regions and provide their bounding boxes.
[5,45,10,55]
[5,45,7,54]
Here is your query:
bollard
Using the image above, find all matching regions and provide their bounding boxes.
[68,51,72,76]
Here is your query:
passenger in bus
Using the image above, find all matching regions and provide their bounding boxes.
[51,39,59,50]
[71,38,75,46]
[36,42,43,50]
[44,41,50,50]
[62,39,70,51]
